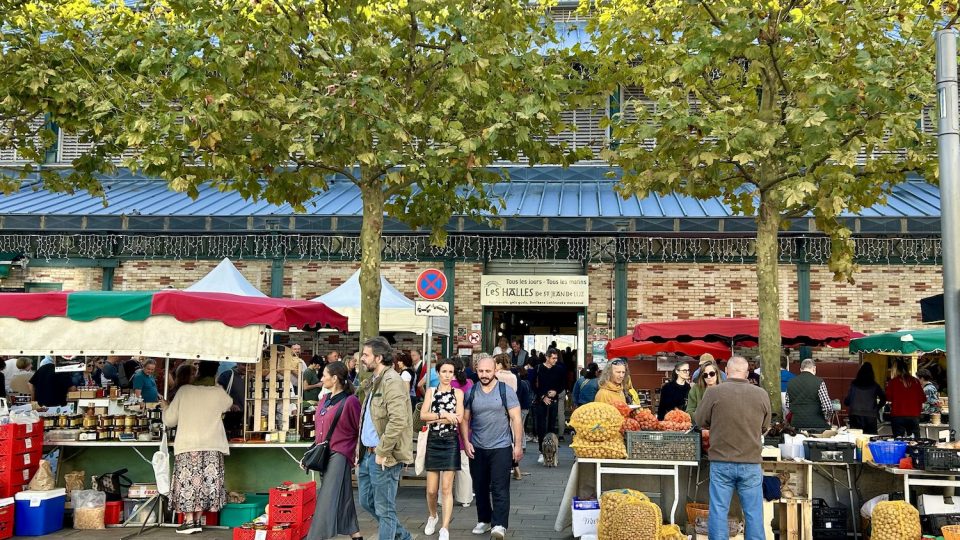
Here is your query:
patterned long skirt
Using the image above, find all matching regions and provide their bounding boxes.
[171,451,226,514]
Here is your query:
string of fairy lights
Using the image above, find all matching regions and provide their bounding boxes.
[0,233,942,265]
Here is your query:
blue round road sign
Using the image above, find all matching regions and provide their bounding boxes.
[417,269,447,300]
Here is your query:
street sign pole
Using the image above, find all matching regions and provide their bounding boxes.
[937,29,960,436]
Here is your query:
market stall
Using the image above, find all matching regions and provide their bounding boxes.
[0,289,348,524]
[604,336,732,360]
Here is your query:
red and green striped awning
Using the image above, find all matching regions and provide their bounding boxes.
[0,290,348,332]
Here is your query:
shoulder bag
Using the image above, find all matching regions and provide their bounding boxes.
[300,399,346,475]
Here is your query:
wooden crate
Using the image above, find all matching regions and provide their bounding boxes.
[761,461,812,501]
[244,345,301,439]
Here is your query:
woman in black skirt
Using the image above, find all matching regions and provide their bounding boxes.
[305,361,363,540]
[419,358,464,540]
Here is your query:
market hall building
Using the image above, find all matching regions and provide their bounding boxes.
[0,161,942,395]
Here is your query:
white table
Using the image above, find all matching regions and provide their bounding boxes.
[554,457,697,532]
[870,461,960,504]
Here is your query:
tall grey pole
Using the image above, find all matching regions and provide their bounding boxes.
[937,29,960,436]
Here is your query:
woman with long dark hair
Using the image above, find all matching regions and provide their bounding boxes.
[844,364,886,433]
[686,359,721,419]
[657,361,692,420]
[885,358,925,437]
[163,361,232,535]
[419,358,464,540]
[303,361,362,540]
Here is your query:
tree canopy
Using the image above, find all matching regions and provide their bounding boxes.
[587,0,944,412]
[0,0,584,339]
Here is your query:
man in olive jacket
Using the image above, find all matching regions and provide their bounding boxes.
[356,336,414,540]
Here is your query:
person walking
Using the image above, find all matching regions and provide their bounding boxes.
[885,358,925,437]
[305,361,363,540]
[448,358,475,506]
[162,361,233,535]
[594,359,629,406]
[356,337,414,540]
[686,359,721,419]
[695,356,771,540]
[462,356,523,540]
[493,355,517,391]
[844,364,886,434]
[785,359,832,431]
[532,349,566,465]
[420,359,464,540]
[657,361,691,420]
[572,363,600,411]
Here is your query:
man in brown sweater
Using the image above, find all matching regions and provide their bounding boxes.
[694,356,771,540]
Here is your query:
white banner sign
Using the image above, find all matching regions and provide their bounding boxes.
[480,274,589,307]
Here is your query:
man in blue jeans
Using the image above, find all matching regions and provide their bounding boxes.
[462,357,524,540]
[694,356,771,540]
[356,337,415,540]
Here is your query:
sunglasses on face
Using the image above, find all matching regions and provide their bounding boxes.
[610,359,627,366]
[704,371,718,378]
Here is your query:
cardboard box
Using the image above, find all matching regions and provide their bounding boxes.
[571,498,600,538]
[919,494,960,515]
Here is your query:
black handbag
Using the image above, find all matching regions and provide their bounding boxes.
[301,399,346,474]
[95,468,133,502]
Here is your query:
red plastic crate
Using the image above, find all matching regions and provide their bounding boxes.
[0,422,42,440]
[0,501,13,540]
[0,463,34,489]
[0,449,42,470]
[268,481,316,508]
[232,527,294,540]
[268,501,315,527]
[0,483,27,498]
[297,515,313,539]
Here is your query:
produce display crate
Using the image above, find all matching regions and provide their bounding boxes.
[760,461,811,500]
[233,527,295,540]
[811,498,847,538]
[268,481,316,508]
[922,512,960,536]
[268,502,315,527]
[923,447,960,472]
[625,431,700,462]
[803,441,856,463]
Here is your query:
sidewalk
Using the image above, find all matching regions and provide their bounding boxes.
[12,445,576,540]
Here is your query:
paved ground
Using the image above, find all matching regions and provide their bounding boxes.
[12,445,576,540]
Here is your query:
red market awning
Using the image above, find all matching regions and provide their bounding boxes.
[0,290,348,332]
[631,318,860,348]
[605,335,732,360]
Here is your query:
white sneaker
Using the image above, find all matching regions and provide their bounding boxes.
[490,525,506,540]
[439,528,450,540]
[472,522,491,535]
[537,453,544,464]
[424,515,439,535]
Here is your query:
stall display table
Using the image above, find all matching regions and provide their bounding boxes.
[868,461,960,504]
[554,457,697,533]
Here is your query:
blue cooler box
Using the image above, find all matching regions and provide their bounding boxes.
[14,488,65,536]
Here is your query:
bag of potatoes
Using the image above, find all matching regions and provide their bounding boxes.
[659,524,684,540]
[570,402,624,443]
[871,500,921,540]
[598,489,660,540]
[570,437,627,459]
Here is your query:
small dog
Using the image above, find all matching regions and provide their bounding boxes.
[542,433,559,467]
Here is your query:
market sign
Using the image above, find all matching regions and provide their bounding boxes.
[480,274,589,307]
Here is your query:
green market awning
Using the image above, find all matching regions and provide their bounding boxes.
[0,252,24,279]
[848,328,946,355]
[0,290,348,362]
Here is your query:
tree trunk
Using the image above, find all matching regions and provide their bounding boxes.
[757,190,784,418]
[358,175,384,343]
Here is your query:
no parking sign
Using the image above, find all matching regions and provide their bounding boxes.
[416,269,447,301]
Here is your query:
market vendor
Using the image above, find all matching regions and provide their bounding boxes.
[302,357,326,403]
[131,359,160,403]
[657,361,691,420]
[29,359,76,407]
[785,358,831,430]
[593,359,627,406]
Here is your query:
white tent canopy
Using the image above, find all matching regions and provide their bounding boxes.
[312,270,449,335]
[186,258,267,297]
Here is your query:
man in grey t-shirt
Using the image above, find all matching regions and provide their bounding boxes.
[463,357,523,540]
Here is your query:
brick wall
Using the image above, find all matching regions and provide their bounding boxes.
[0,266,102,291]
[113,259,272,292]
[587,263,615,341]
[810,264,942,334]
[625,263,799,323]
[452,262,484,349]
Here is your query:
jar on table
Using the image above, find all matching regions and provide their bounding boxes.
[57,414,69,428]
